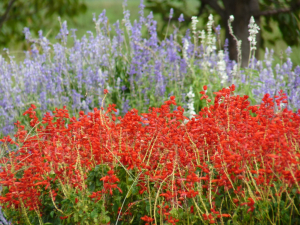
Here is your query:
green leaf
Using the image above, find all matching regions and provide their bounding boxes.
[89,182,95,192]
[50,210,55,218]
[146,202,150,213]
[91,209,98,219]
[113,202,120,213]
[74,213,79,222]
[169,208,178,218]
[100,215,110,224]
[131,185,138,195]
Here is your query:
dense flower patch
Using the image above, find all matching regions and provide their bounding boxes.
[0,1,299,138]
[0,86,299,224]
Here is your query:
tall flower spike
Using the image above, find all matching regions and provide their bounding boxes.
[183,38,189,60]
[199,30,205,46]
[217,50,227,84]
[206,14,215,55]
[248,16,260,51]
[248,16,260,69]
[228,14,242,74]
[169,8,174,19]
[191,16,198,35]
[186,86,196,119]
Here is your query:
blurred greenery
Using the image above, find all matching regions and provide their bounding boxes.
[0,0,87,47]
[1,0,299,67]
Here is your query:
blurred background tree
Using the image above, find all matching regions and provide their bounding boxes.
[0,0,87,49]
[146,0,300,67]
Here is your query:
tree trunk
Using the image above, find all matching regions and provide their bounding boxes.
[222,0,261,67]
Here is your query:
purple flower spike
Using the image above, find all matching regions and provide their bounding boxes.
[169,8,174,19]
[178,14,184,22]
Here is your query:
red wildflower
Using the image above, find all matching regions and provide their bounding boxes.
[141,215,154,222]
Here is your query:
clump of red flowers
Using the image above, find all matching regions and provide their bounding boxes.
[0,84,299,224]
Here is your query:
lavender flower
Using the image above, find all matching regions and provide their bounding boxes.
[169,8,174,19]
[56,19,69,45]
[178,14,184,23]
[215,25,221,36]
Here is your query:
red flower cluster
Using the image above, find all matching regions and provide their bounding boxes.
[0,84,299,223]
[100,170,123,195]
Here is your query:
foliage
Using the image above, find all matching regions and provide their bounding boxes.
[260,0,300,46]
[0,0,87,47]
[0,87,300,224]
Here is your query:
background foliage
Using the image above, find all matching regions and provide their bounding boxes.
[0,0,87,48]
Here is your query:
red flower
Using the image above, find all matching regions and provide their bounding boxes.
[104,89,109,94]
[141,215,154,222]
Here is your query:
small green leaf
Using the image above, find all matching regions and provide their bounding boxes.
[146,202,150,213]
[100,215,110,223]
[113,202,119,213]
[74,213,78,222]
[91,209,98,218]
[131,185,138,195]
[169,208,178,218]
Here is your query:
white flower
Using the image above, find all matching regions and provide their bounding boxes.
[205,14,216,55]
[191,16,198,34]
[229,15,234,22]
[256,60,261,67]
[183,38,189,60]
[248,16,260,51]
[186,86,196,119]
[217,50,227,84]
[81,100,86,108]
[199,30,205,45]
[231,63,238,78]
[116,77,121,89]
[187,86,195,99]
